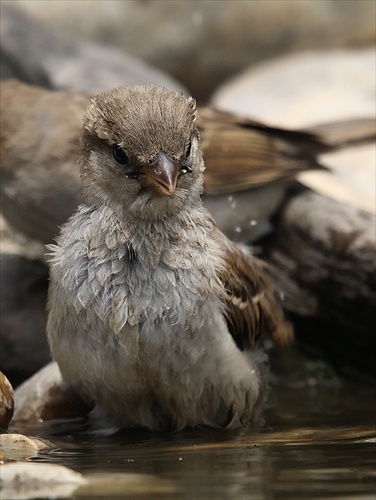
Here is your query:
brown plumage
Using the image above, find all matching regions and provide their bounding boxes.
[216,231,292,351]
[199,107,324,194]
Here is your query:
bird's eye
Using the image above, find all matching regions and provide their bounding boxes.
[113,144,128,165]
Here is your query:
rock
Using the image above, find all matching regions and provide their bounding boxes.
[0,462,86,499]
[0,254,50,387]
[265,190,376,380]
[211,49,375,127]
[7,1,375,101]
[0,372,14,429]
[12,362,89,431]
[0,461,174,499]
[298,142,375,214]
[0,433,52,461]
[203,184,287,242]
[0,3,186,94]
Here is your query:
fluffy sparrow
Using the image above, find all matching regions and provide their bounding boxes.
[3,80,373,244]
[47,85,293,432]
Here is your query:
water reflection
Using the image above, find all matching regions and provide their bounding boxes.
[15,383,373,500]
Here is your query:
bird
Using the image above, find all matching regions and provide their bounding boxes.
[46,85,293,433]
[2,79,373,245]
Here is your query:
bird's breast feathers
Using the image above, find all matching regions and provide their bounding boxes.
[48,204,226,336]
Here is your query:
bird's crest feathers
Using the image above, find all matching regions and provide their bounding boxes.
[83,86,197,160]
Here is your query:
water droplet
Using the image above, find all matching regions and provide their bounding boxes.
[263,339,273,350]
[235,226,242,233]
[249,219,258,227]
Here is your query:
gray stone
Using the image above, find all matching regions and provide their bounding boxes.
[211,49,375,127]
[0,2,186,94]
[266,190,376,380]
[8,0,375,101]
[12,362,89,430]
[0,254,50,387]
[0,462,86,499]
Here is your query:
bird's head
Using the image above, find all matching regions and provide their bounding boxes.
[80,85,204,220]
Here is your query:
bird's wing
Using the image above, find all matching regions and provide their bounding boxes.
[199,108,376,195]
[199,107,327,195]
[302,118,376,148]
[213,228,293,350]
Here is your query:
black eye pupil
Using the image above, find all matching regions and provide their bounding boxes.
[113,144,128,165]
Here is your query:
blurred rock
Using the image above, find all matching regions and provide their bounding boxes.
[0,462,86,499]
[265,190,376,381]
[7,0,375,101]
[203,184,286,243]
[12,362,89,430]
[0,253,50,387]
[211,49,375,127]
[298,142,375,214]
[0,461,175,500]
[0,433,52,461]
[0,2,186,94]
[0,372,14,430]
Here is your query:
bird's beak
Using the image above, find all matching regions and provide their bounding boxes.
[140,152,180,196]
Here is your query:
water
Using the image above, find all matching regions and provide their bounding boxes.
[14,383,375,499]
